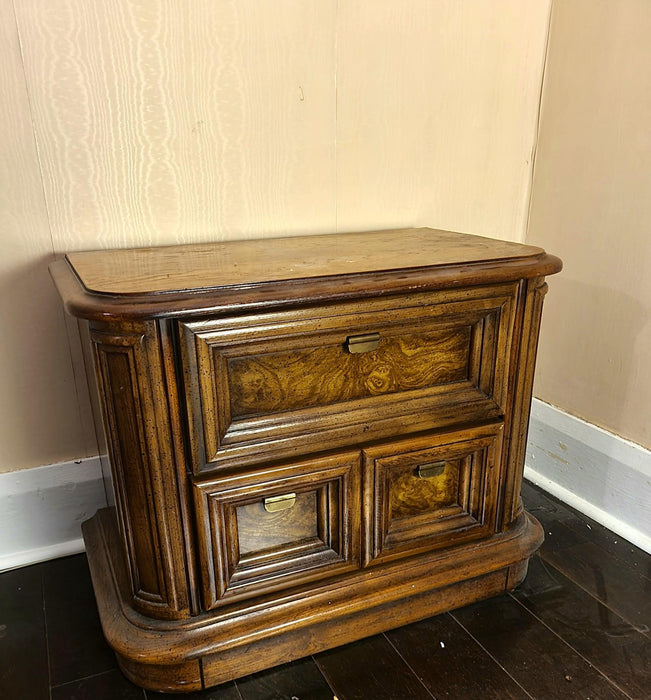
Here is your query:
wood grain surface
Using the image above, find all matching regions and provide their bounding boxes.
[236,492,318,555]
[179,282,518,473]
[66,228,544,295]
[364,425,503,565]
[193,452,361,608]
[5,483,644,699]
[389,459,461,519]
[228,324,470,418]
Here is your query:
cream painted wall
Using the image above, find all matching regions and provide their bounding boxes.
[1,0,551,473]
[0,0,97,472]
[527,0,651,449]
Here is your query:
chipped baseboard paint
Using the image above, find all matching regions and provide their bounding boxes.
[0,457,108,571]
[525,398,651,554]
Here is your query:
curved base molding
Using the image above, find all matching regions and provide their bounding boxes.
[83,508,543,693]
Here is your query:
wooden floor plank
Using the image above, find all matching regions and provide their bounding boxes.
[43,554,117,686]
[236,657,333,700]
[51,669,144,699]
[513,555,651,699]
[145,679,241,699]
[452,593,628,699]
[522,481,651,580]
[385,613,532,700]
[315,634,434,700]
[0,562,49,700]
[538,539,651,638]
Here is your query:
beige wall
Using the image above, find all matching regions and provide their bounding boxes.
[527,0,651,449]
[1,0,551,473]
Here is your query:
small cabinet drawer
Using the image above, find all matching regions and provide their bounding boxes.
[362,423,503,566]
[193,452,361,610]
[180,284,517,474]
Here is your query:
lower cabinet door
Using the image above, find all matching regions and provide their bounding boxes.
[362,423,503,566]
[193,451,361,609]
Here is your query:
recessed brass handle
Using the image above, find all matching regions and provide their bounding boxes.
[417,462,446,479]
[346,332,380,354]
[263,493,296,513]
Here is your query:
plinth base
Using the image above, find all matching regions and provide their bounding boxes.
[83,508,542,693]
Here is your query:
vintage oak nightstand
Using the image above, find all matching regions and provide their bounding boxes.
[50,228,561,692]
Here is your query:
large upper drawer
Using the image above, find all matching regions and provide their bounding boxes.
[179,284,518,474]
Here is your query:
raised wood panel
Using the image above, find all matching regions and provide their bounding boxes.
[236,491,319,555]
[95,337,163,602]
[90,323,190,619]
[500,278,549,528]
[336,0,552,239]
[389,459,461,519]
[227,326,471,418]
[363,424,503,566]
[83,505,542,692]
[180,283,517,473]
[13,0,336,251]
[193,452,361,609]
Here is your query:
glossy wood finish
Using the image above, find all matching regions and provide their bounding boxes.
[452,595,628,699]
[179,282,516,473]
[90,321,191,620]
[385,615,532,699]
[0,564,49,699]
[193,452,361,608]
[49,229,561,691]
[362,424,503,566]
[514,556,651,698]
[50,229,561,322]
[4,481,646,700]
[66,228,546,295]
[228,326,470,416]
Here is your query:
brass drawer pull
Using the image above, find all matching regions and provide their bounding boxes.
[346,332,380,354]
[263,493,296,513]
[417,462,446,479]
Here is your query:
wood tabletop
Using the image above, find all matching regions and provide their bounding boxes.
[65,228,545,296]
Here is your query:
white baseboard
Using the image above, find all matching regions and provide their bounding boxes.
[525,398,651,554]
[0,457,108,572]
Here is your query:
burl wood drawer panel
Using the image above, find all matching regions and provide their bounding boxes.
[180,283,517,474]
[362,423,503,566]
[193,451,361,610]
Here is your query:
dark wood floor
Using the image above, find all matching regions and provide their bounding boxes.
[1,480,649,699]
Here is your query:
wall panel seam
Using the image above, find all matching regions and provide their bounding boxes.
[524,0,555,241]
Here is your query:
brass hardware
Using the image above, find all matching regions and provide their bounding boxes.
[417,462,446,479]
[263,493,296,513]
[346,332,380,354]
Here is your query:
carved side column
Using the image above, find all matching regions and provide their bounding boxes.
[89,319,191,620]
[500,276,549,529]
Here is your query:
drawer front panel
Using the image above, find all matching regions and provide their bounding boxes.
[363,424,503,566]
[180,284,517,474]
[227,326,471,418]
[236,491,319,555]
[193,452,361,609]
